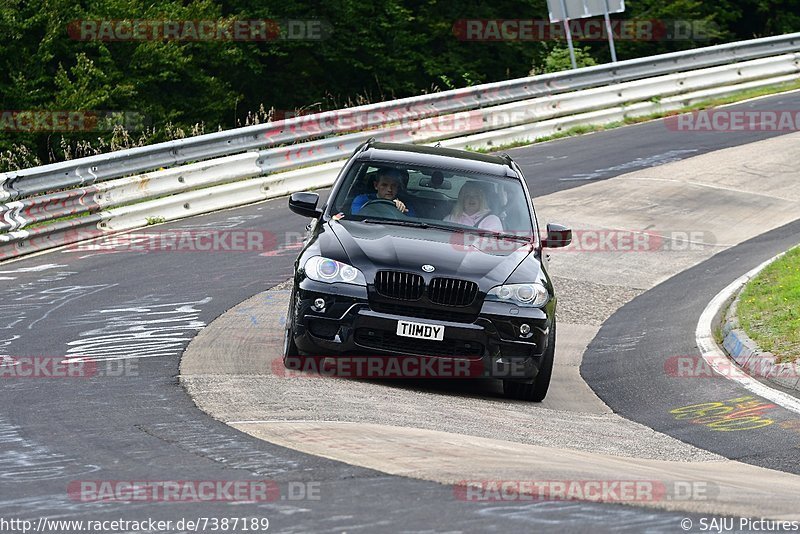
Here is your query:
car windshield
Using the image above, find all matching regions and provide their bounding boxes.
[329,162,536,240]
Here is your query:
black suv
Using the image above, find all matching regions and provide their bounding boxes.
[284,141,571,401]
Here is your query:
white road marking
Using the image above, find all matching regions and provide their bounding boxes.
[0,263,68,273]
[26,285,117,330]
[696,246,800,415]
[64,296,211,362]
[0,417,101,481]
[562,149,699,181]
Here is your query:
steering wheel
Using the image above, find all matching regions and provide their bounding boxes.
[358,199,406,219]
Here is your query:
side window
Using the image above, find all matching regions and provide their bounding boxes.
[500,180,534,236]
[333,164,369,214]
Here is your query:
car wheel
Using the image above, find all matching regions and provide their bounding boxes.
[282,294,306,369]
[503,320,556,402]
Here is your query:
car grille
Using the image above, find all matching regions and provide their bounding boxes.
[354,329,483,358]
[374,271,425,300]
[370,302,478,323]
[374,272,479,307]
[428,277,478,306]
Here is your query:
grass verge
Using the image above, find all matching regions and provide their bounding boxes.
[737,246,800,364]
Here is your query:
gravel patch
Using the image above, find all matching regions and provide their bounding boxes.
[553,276,644,326]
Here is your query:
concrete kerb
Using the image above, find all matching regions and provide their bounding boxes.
[696,248,800,416]
[717,247,800,391]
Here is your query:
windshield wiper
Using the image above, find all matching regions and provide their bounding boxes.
[446,226,533,243]
[361,218,430,229]
[362,219,532,243]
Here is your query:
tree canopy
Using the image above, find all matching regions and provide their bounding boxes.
[1,0,798,169]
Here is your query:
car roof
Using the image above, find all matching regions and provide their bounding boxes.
[358,142,518,178]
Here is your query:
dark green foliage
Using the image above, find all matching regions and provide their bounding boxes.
[0,0,798,168]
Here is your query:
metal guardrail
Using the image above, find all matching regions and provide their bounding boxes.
[1,33,800,261]
[1,32,798,202]
[251,53,800,175]
[4,53,796,235]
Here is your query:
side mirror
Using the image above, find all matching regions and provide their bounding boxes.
[542,223,572,248]
[289,192,322,218]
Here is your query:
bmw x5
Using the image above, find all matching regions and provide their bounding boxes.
[284,141,571,401]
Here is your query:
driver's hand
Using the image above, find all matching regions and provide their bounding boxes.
[393,199,408,213]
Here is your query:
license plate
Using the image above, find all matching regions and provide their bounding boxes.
[396,320,445,341]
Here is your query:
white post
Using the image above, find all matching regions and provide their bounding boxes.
[559,0,578,69]
[603,0,618,62]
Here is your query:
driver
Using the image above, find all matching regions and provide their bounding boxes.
[351,168,416,216]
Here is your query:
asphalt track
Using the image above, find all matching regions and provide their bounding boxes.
[582,217,800,475]
[1,91,800,531]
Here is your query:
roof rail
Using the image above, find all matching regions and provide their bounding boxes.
[354,138,375,155]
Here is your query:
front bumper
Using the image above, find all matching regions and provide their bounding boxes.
[290,279,552,381]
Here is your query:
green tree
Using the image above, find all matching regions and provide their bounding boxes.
[2,0,799,170]
[535,45,597,73]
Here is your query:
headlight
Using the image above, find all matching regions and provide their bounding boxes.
[304,256,366,285]
[486,283,549,307]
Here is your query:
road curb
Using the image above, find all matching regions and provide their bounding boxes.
[696,246,800,415]
[720,261,800,392]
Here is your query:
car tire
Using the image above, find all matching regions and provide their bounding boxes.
[282,294,306,369]
[503,320,556,402]
[283,324,308,370]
